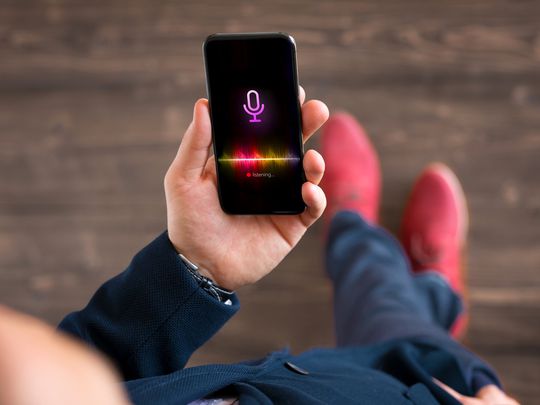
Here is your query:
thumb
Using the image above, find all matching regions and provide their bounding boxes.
[172,98,212,181]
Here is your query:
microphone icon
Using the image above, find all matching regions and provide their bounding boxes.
[243,89,265,123]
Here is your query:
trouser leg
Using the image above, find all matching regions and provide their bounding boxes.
[326,211,462,346]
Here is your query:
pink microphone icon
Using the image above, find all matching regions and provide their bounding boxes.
[243,89,265,123]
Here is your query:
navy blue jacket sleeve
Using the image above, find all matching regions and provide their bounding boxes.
[58,232,239,381]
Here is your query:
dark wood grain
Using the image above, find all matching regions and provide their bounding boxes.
[1,0,539,402]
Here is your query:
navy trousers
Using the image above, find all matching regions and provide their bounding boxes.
[328,211,495,391]
[330,210,462,346]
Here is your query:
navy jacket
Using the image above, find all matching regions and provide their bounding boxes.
[59,233,498,404]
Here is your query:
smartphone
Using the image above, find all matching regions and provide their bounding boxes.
[203,32,305,214]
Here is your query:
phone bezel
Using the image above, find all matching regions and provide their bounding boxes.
[202,32,305,215]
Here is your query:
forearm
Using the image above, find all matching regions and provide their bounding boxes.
[58,232,239,381]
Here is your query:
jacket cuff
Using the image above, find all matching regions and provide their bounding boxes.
[59,231,239,380]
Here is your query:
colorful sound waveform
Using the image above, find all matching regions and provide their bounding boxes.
[218,147,300,170]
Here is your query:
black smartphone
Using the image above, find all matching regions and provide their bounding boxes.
[203,32,305,215]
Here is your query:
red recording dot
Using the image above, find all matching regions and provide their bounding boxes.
[246,172,251,177]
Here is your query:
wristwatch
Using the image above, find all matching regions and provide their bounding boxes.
[178,253,234,305]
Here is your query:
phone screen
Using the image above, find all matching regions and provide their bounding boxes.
[204,33,305,214]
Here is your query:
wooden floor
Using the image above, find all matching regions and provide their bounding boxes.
[1,0,539,402]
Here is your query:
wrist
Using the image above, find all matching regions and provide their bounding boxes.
[177,252,235,302]
[168,234,241,290]
[168,236,217,281]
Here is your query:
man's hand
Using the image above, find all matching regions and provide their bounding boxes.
[435,379,520,405]
[165,88,329,290]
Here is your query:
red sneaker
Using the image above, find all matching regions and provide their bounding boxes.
[400,163,469,338]
[320,112,381,227]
